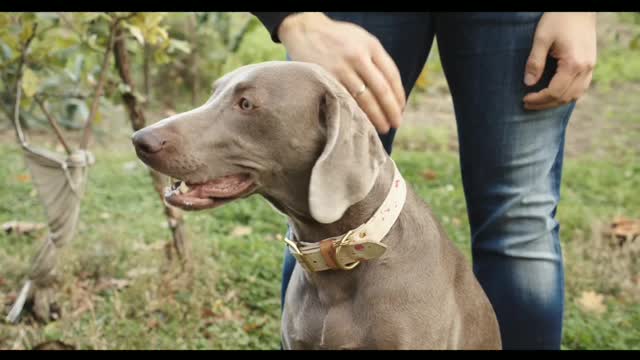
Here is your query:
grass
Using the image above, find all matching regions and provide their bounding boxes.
[1,11,639,351]
[0,124,638,349]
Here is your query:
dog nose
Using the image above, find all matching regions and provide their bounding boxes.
[132,129,166,154]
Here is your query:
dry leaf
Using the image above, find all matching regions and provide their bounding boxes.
[70,298,93,318]
[603,217,640,246]
[224,290,237,303]
[577,290,606,315]
[95,278,130,293]
[16,173,31,183]
[611,217,640,239]
[231,226,252,237]
[243,321,266,333]
[147,319,159,329]
[126,267,155,278]
[421,169,438,181]
[201,308,215,319]
[2,221,46,235]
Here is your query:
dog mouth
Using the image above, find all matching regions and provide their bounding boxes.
[164,173,256,211]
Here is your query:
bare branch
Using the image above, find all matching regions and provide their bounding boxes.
[34,97,72,155]
[13,21,38,144]
[79,16,120,150]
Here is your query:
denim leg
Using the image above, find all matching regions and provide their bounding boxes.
[280,12,435,313]
[435,12,571,349]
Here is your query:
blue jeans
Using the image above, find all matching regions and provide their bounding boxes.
[281,12,571,350]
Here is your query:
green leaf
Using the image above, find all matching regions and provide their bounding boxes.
[0,13,10,29]
[169,39,191,54]
[22,68,41,97]
[19,22,35,44]
[0,41,14,60]
[146,26,168,46]
[630,34,640,51]
[118,83,132,94]
[153,50,170,65]
[126,25,145,45]
[41,28,81,52]
[77,12,101,23]
[94,108,103,124]
[35,12,59,22]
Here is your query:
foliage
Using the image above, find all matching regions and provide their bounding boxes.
[0,12,285,132]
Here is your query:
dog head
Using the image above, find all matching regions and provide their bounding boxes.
[132,61,386,224]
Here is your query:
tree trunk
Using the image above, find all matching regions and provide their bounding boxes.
[113,25,191,268]
[188,13,199,107]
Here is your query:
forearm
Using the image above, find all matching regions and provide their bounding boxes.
[251,12,298,43]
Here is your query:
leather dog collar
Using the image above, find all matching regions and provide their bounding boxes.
[284,159,407,272]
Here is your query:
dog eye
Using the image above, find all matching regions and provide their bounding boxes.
[239,97,253,111]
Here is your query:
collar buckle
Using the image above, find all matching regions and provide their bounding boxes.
[334,229,360,270]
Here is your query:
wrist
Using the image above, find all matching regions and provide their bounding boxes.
[278,12,330,42]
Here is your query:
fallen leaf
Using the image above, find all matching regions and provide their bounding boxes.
[224,290,237,303]
[126,267,155,278]
[2,221,46,235]
[147,319,159,330]
[16,173,31,183]
[243,321,266,333]
[577,290,606,315]
[603,217,640,246]
[231,226,252,237]
[611,217,640,238]
[0,276,5,287]
[421,169,438,181]
[94,278,130,293]
[201,308,215,319]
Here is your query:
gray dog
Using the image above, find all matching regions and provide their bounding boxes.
[131,61,502,350]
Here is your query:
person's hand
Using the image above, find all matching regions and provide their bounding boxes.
[278,12,405,134]
[523,12,597,110]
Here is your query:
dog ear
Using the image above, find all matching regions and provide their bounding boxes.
[308,87,387,224]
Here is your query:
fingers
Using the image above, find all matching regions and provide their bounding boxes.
[525,31,553,86]
[523,59,593,110]
[523,62,575,109]
[370,37,406,109]
[341,70,391,134]
[355,57,403,129]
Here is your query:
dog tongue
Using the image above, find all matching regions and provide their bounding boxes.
[189,174,252,198]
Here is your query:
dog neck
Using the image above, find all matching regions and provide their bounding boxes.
[285,157,396,245]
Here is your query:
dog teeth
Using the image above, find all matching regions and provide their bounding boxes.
[178,181,190,194]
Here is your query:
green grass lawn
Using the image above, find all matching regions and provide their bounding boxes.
[1,12,639,350]
[0,128,638,349]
